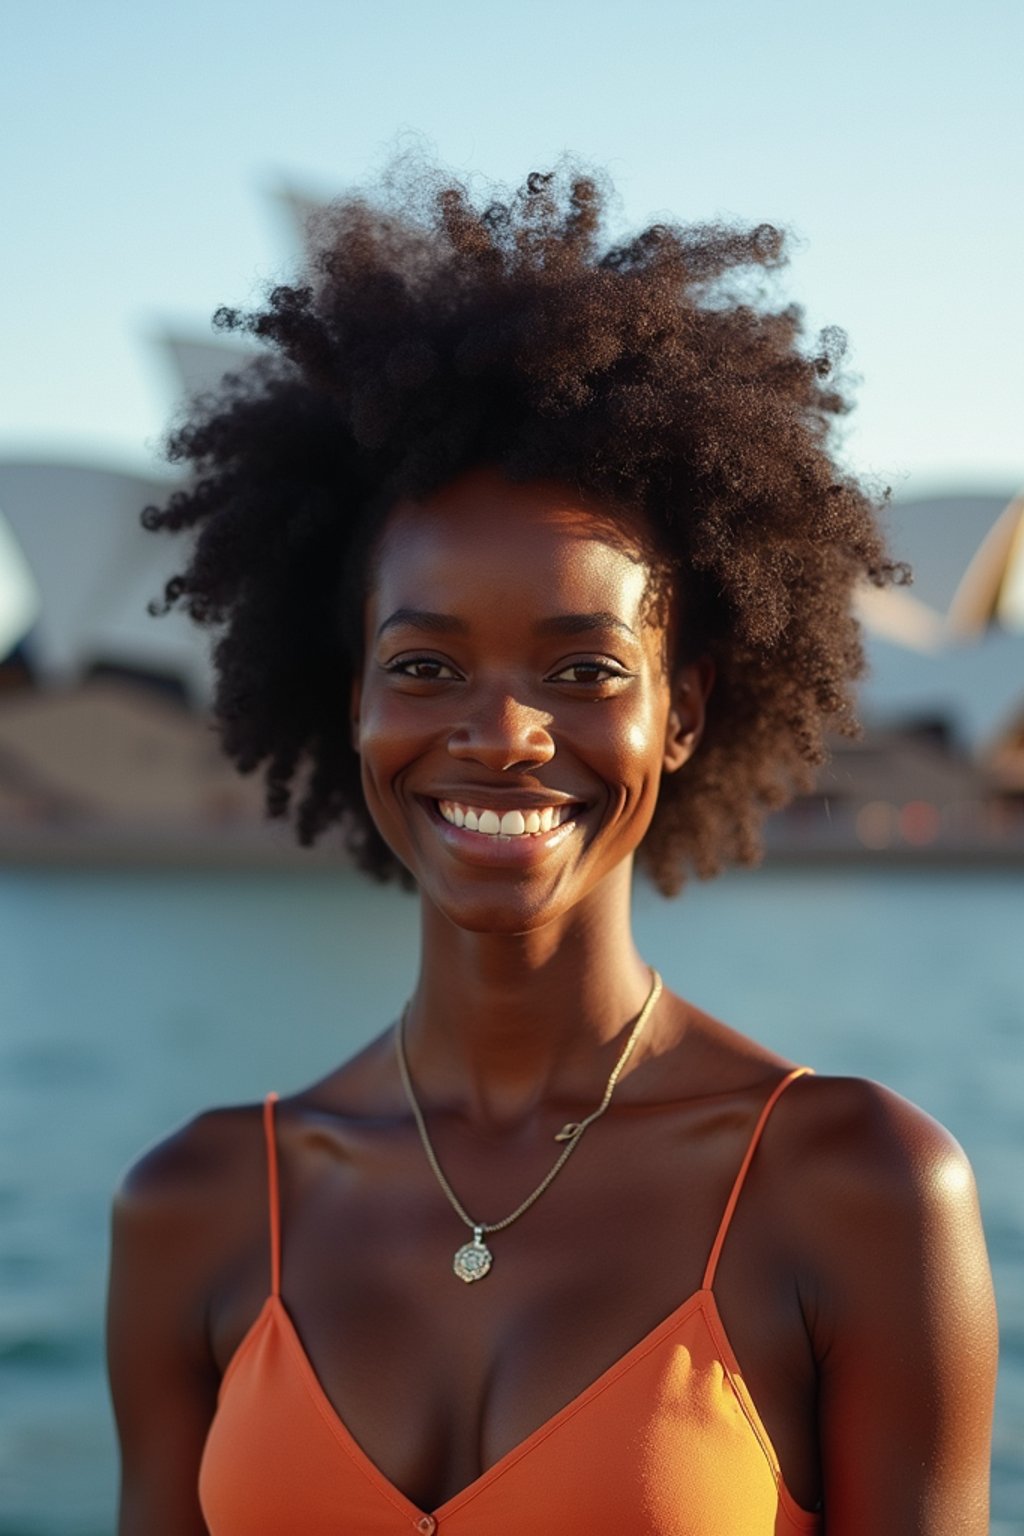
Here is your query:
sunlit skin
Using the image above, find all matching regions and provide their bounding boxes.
[107,469,998,1536]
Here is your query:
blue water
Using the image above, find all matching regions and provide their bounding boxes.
[0,866,1021,1534]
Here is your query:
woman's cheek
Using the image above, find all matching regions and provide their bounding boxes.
[625,721,650,754]
[357,686,417,761]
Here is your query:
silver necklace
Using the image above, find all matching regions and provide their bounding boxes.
[394,969,663,1282]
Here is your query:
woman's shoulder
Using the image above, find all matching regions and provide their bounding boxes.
[110,1100,275,1306]
[779,1070,972,1195]
[113,1098,267,1215]
[112,1029,396,1221]
[689,1009,967,1175]
[674,1005,973,1199]
[766,1071,985,1299]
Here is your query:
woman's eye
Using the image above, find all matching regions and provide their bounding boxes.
[549,660,630,685]
[386,656,459,681]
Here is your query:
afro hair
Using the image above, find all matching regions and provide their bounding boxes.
[143,157,906,894]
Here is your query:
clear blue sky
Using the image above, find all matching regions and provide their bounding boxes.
[2,0,1021,499]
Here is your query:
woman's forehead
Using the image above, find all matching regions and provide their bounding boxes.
[371,471,656,619]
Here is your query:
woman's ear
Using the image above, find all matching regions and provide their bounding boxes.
[663,656,715,774]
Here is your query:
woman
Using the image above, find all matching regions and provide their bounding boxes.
[107,162,997,1534]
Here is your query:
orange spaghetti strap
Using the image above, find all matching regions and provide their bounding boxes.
[262,1092,281,1298]
[702,1066,812,1292]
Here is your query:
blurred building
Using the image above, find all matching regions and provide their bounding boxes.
[766,719,1020,861]
[0,670,327,866]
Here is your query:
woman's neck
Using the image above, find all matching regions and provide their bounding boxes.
[404,870,659,1129]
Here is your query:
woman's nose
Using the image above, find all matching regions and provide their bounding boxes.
[446,691,555,772]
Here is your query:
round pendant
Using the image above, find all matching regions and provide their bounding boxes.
[453,1228,493,1282]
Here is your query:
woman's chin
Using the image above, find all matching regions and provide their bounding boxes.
[420,876,580,938]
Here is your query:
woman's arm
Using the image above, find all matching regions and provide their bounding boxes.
[800,1078,997,1535]
[106,1112,246,1536]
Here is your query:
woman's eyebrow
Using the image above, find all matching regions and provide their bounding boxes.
[376,608,469,639]
[534,612,638,639]
[376,608,639,640]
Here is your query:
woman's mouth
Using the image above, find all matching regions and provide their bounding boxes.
[436,799,579,838]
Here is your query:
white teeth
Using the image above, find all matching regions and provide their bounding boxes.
[437,800,578,837]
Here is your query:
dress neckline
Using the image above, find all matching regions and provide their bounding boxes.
[217,1284,818,1526]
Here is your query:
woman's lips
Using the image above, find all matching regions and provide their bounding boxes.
[421,796,587,860]
[436,799,577,837]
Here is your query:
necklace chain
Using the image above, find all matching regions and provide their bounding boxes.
[395,968,663,1239]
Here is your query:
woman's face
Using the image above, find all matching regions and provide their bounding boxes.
[351,467,708,933]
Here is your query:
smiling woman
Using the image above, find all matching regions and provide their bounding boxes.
[107,159,998,1536]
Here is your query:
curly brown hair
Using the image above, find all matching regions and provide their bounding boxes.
[143,158,906,895]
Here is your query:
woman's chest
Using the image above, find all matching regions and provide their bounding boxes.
[201,1289,820,1534]
[210,1111,819,1512]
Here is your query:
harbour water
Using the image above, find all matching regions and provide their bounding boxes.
[0,865,1021,1533]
